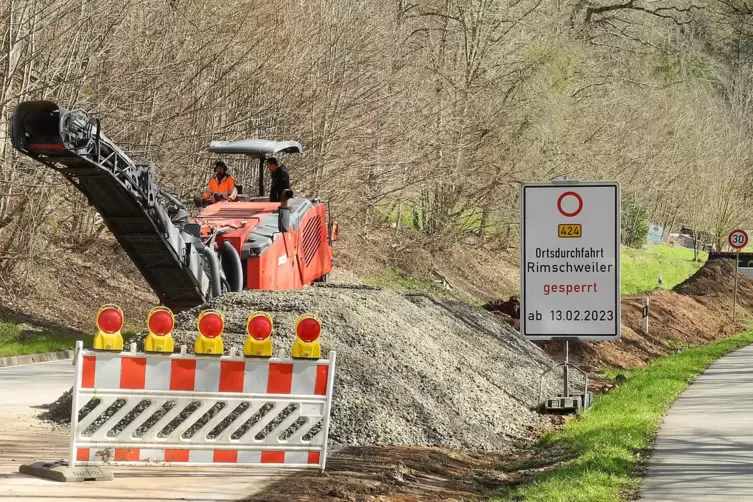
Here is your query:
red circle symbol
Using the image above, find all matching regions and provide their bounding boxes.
[97,307,123,334]
[557,191,583,218]
[729,229,748,250]
[148,310,174,336]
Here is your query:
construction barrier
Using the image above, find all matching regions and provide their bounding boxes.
[68,307,336,471]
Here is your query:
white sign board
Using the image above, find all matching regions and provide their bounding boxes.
[646,223,663,244]
[520,181,621,340]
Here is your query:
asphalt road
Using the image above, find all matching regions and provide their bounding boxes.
[640,344,753,501]
[0,358,280,501]
[0,359,73,413]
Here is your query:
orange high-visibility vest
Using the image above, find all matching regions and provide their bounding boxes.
[203,175,235,202]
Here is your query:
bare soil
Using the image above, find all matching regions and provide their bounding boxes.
[539,258,750,374]
[242,443,572,502]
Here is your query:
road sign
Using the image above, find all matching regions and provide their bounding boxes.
[728,229,748,321]
[729,229,748,250]
[646,223,663,244]
[520,181,621,341]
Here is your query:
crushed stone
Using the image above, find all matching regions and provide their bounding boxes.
[43,285,572,453]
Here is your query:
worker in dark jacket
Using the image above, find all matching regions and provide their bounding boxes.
[267,157,291,203]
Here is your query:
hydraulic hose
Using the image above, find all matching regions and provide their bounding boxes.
[159,188,187,211]
[220,240,243,292]
[195,241,222,298]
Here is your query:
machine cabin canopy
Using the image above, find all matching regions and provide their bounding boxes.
[207,139,302,157]
[208,139,302,197]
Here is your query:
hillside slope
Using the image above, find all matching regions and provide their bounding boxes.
[2,0,753,291]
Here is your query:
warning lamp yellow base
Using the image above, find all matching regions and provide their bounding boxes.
[144,333,174,353]
[93,331,123,352]
[195,335,223,356]
[291,339,321,359]
[244,337,273,358]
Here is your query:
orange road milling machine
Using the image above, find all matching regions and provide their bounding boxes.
[11,100,336,312]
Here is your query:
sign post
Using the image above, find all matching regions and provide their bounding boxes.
[728,229,748,321]
[642,297,650,335]
[522,180,621,413]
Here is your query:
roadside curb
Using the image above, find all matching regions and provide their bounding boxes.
[0,350,74,368]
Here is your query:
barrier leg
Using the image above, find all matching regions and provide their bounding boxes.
[320,351,337,472]
[68,340,83,467]
[18,341,114,482]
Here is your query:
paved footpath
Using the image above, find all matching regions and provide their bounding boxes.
[0,359,281,501]
[640,344,753,501]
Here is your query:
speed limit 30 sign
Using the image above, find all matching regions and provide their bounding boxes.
[729,229,748,250]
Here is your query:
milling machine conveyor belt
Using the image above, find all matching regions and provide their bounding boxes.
[49,154,205,311]
[11,102,207,311]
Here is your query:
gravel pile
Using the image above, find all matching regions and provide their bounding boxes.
[44,284,570,452]
[146,285,563,451]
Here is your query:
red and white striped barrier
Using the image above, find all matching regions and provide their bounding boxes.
[68,341,337,470]
[79,352,331,395]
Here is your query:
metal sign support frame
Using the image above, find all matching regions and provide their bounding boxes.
[537,338,591,412]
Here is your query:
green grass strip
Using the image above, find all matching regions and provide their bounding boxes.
[0,319,95,357]
[621,245,706,295]
[496,330,753,502]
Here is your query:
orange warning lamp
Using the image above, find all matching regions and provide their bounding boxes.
[243,312,274,357]
[291,314,321,359]
[144,306,175,353]
[195,310,224,355]
[94,304,124,351]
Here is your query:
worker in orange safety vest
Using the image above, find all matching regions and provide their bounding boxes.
[202,161,237,204]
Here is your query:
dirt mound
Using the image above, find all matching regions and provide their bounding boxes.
[673,258,735,296]
[674,258,753,314]
[537,260,748,375]
[112,286,568,453]
[483,296,520,330]
[39,388,73,424]
[482,296,520,318]
[545,290,739,374]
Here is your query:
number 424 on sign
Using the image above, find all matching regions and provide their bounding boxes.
[558,224,582,238]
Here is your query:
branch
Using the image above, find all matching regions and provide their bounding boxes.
[586,0,635,23]
[585,0,703,25]
[570,81,608,97]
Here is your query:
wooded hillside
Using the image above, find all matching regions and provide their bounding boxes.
[1,0,752,295]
